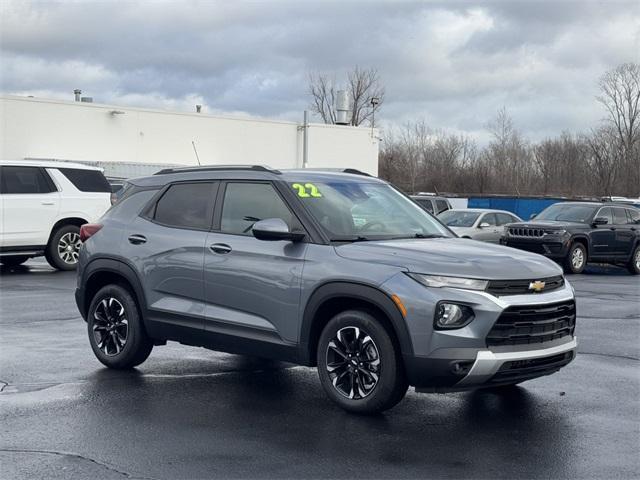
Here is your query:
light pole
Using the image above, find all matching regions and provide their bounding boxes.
[370,97,380,138]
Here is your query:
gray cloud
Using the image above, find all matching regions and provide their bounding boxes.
[1,0,639,141]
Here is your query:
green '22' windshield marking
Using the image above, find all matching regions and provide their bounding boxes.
[292,183,322,198]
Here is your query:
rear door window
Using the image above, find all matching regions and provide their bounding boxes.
[627,208,640,224]
[58,168,111,192]
[435,199,449,214]
[152,182,215,230]
[416,199,434,213]
[0,166,57,194]
[495,213,514,225]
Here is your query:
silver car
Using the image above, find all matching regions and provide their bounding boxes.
[439,208,522,243]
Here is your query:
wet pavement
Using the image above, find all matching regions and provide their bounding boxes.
[1,260,639,479]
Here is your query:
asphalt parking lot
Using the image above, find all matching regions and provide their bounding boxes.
[1,260,639,479]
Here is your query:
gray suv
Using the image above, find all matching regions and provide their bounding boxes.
[75,166,577,413]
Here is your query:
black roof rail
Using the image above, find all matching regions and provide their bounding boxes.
[303,168,372,177]
[154,165,281,175]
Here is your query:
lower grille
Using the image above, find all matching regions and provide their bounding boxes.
[486,300,576,347]
[490,351,574,384]
[486,275,564,296]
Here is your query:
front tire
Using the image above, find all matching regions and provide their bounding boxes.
[87,284,153,369]
[564,242,586,274]
[0,255,29,267]
[628,245,640,275]
[45,224,82,271]
[317,310,408,414]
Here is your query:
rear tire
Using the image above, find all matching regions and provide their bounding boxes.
[0,255,29,267]
[564,242,586,274]
[45,224,81,271]
[87,284,153,369]
[628,245,640,275]
[317,310,408,414]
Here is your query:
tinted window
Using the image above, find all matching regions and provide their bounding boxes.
[496,213,516,225]
[221,183,293,235]
[596,207,613,224]
[537,204,597,223]
[612,208,628,225]
[415,199,434,213]
[0,166,56,194]
[153,182,213,229]
[627,208,640,224]
[58,168,111,192]
[435,199,449,213]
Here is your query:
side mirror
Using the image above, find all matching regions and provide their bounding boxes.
[592,217,608,226]
[252,218,305,242]
[530,213,537,220]
[478,222,491,228]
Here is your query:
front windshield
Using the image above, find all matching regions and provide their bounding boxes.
[536,204,597,223]
[438,211,481,227]
[290,181,452,240]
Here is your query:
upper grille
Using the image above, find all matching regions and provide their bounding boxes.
[486,300,576,347]
[486,275,564,296]
[508,227,544,237]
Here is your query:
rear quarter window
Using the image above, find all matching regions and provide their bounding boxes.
[58,168,111,192]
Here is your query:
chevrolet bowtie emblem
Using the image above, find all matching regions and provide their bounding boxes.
[529,280,546,292]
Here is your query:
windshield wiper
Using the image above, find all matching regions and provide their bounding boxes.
[389,233,446,240]
[330,236,370,242]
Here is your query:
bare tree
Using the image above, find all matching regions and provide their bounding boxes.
[597,63,640,195]
[308,66,384,126]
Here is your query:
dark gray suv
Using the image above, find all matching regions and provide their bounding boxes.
[76,166,577,413]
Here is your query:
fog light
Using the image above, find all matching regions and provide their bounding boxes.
[435,302,474,329]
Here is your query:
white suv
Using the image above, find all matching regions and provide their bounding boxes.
[0,160,111,270]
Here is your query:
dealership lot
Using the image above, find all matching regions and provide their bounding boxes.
[1,261,638,479]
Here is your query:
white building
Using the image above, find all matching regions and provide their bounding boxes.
[0,95,379,179]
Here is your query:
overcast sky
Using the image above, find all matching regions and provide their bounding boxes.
[1,1,639,143]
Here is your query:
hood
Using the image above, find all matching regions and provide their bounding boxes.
[334,238,563,280]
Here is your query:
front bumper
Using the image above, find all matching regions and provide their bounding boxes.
[382,274,577,391]
[502,236,571,259]
[407,337,577,392]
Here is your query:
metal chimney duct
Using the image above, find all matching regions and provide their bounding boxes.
[196,104,202,113]
[335,90,350,125]
[74,89,82,102]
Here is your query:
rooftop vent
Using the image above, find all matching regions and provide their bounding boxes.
[74,89,81,102]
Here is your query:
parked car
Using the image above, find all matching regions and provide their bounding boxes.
[502,202,640,274]
[410,194,452,215]
[76,166,577,414]
[438,208,522,242]
[0,160,111,270]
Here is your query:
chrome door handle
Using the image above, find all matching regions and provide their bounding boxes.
[210,243,232,254]
[128,234,147,245]
[41,201,55,205]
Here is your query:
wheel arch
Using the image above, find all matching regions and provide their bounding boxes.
[47,217,88,246]
[570,235,589,258]
[80,258,146,322]
[298,281,414,367]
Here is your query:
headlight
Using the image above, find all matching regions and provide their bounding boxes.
[545,229,567,236]
[407,273,488,291]
[434,302,475,329]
